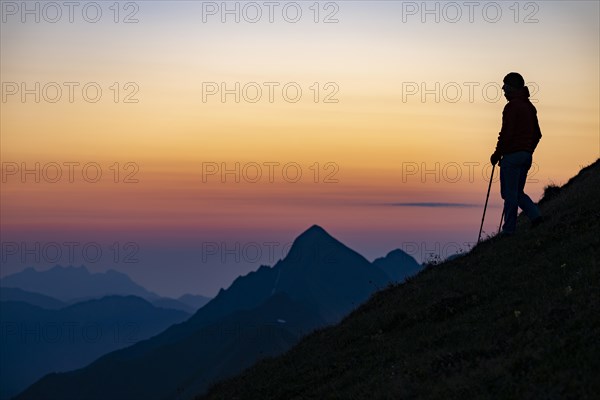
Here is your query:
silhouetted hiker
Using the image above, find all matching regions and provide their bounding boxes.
[490,72,543,235]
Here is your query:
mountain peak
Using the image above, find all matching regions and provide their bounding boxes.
[298,224,330,240]
[286,225,340,261]
[372,249,421,284]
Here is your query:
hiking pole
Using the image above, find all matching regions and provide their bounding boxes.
[498,209,504,234]
[477,163,496,244]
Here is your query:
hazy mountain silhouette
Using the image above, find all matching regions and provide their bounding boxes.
[200,160,600,400]
[15,225,419,399]
[0,287,65,309]
[0,266,212,315]
[1,296,189,400]
[149,297,196,314]
[271,225,392,322]
[0,265,157,302]
[177,294,211,310]
[147,295,212,314]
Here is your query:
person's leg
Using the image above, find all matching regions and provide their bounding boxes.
[500,153,520,234]
[516,152,541,221]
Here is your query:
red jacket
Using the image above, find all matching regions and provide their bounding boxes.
[493,86,542,157]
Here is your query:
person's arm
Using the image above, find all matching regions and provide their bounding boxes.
[531,105,542,151]
[491,103,514,164]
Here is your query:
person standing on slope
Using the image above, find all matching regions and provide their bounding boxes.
[490,72,543,235]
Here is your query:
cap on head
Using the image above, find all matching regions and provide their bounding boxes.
[503,72,525,89]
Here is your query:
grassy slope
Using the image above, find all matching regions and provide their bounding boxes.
[200,160,600,400]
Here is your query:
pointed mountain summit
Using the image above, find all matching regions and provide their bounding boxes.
[185,224,386,330]
[272,225,389,323]
[286,224,368,268]
[296,224,330,239]
[291,224,335,247]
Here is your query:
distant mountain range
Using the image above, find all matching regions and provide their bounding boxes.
[0,268,211,399]
[0,287,66,310]
[151,295,211,314]
[15,225,421,399]
[0,295,190,400]
[0,266,212,313]
[1,265,155,301]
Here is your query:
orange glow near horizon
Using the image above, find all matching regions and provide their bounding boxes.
[1,1,599,295]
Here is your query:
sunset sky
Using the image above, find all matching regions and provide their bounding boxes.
[1,1,599,297]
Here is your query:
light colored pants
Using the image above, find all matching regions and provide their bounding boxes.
[500,151,541,233]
